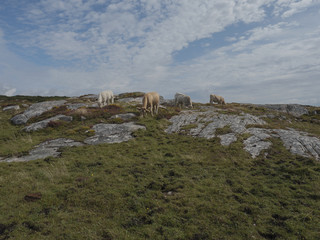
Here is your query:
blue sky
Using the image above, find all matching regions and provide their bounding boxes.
[0,0,320,105]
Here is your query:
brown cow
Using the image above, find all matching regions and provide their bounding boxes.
[210,94,225,105]
[137,92,160,117]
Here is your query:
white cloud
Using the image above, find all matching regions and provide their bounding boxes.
[0,1,319,106]
[162,20,320,105]
[274,0,315,18]
[17,0,277,67]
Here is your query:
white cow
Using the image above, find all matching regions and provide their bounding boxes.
[175,93,193,108]
[137,92,160,117]
[210,94,225,105]
[97,90,114,108]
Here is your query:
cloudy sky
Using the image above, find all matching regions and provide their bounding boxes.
[0,0,319,105]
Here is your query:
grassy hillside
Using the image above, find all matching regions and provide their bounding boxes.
[0,96,320,239]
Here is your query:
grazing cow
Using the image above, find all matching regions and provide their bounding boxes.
[175,93,193,109]
[98,90,114,108]
[210,94,225,105]
[137,92,160,117]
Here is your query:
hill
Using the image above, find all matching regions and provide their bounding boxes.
[0,94,320,239]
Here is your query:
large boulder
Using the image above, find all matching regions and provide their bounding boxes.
[11,100,66,125]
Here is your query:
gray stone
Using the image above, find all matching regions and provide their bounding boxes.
[165,108,320,159]
[244,136,272,158]
[23,115,73,132]
[243,128,273,158]
[88,103,99,108]
[0,138,83,162]
[275,129,320,159]
[259,104,308,117]
[117,97,143,104]
[3,105,20,111]
[111,113,137,121]
[67,103,88,110]
[161,99,175,106]
[11,100,66,125]
[219,133,237,146]
[243,128,320,159]
[84,122,146,145]
[166,110,266,138]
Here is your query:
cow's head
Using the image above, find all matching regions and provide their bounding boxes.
[137,107,150,117]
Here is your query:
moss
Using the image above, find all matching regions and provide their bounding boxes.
[215,125,233,135]
[180,124,198,131]
[117,92,145,99]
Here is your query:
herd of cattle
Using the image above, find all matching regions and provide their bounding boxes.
[97,90,225,117]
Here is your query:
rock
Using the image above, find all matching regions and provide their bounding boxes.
[166,110,266,138]
[260,104,308,117]
[89,103,99,108]
[11,100,66,125]
[10,114,28,125]
[84,122,146,145]
[117,97,143,104]
[23,115,73,132]
[0,138,83,162]
[243,128,273,158]
[161,99,175,106]
[3,105,20,111]
[165,108,320,159]
[275,129,320,159]
[219,133,237,146]
[111,113,137,121]
[67,103,88,110]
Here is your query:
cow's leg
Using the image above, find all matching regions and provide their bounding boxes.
[150,103,153,116]
[155,104,159,114]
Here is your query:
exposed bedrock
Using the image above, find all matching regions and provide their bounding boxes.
[165,110,320,159]
[11,100,66,125]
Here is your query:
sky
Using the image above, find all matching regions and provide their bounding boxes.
[0,0,320,105]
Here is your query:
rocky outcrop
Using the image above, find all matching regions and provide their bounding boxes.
[258,104,309,117]
[166,110,266,137]
[0,121,146,162]
[23,115,73,132]
[11,100,66,125]
[84,122,146,145]
[165,109,320,159]
[275,129,320,159]
[0,138,83,163]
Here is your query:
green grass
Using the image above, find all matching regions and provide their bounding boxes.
[0,96,320,239]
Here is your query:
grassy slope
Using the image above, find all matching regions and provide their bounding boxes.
[0,96,320,239]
